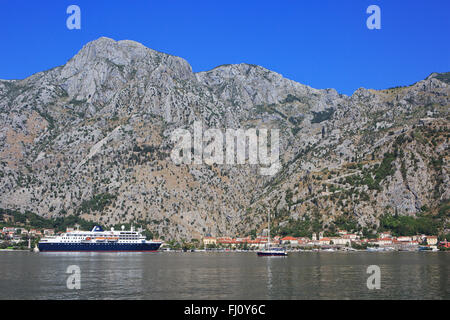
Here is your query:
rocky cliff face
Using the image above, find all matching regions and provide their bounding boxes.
[0,37,448,239]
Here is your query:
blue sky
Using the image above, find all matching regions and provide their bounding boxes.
[1,0,449,95]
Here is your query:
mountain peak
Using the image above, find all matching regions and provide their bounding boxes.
[58,37,194,101]
[66,37,152,68]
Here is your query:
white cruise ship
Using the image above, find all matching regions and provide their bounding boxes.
[38,225,162,252]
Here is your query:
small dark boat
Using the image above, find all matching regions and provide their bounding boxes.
[257,211,288,257]
[257,247,288,256]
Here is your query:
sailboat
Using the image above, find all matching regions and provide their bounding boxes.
[257,211,288,257]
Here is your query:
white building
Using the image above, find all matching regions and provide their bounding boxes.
[426,236,438,245]
[343,234,359,240]
[331,237,351,246]
[379,232,392,239]
[281,237,299,246]
[377,238,393,246]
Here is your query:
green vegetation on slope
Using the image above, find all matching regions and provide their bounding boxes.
[311,108,335,124]
[76,193,116,215]
[379,213,440,237]
[0,208,100,232]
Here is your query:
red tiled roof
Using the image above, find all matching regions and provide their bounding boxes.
[281,236,297,241]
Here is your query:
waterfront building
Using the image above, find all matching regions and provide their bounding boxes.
[331,237,351,246]
[439,240,450,248]
[377,238,393,246]
[343,234,359,240]
[281,236,299,246]
[379,232,392,239]
[426,236,438,245]
[43,229,55,236]
[202,236,217,246]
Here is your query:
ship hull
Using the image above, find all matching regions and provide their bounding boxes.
[38,242,161,252]
[257,251,288,257]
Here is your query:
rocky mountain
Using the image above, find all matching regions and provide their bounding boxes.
[0,37,448,240]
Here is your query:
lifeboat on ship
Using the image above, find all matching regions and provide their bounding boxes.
[81,237,92,243]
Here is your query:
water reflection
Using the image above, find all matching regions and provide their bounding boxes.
[0,251,448,299]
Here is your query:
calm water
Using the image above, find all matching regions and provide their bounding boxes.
[0,251,448,299]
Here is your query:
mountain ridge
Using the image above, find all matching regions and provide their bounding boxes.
[5,36,442,96]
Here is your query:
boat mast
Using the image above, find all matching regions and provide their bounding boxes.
[268,211,270,250]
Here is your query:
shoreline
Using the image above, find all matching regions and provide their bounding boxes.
[2,249,446,253]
